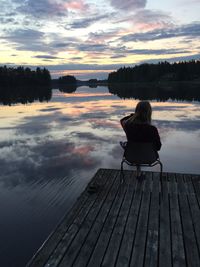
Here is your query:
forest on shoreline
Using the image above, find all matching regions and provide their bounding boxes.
[0,66,51,105]
[108,60,200,83]
[0,60,200,104]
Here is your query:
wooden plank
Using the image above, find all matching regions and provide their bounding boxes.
[184,174,195,194]
[42,169,117,267]
[144,172,160,267]
[115,172,145,267]
[169,173,186,267]
[86,171,134,267]
[159,172,172,267]
[129,172,152,267]
[177,173,200,267]
[186,182,200,261]
[144,172,160,266]
[100,171,137,267]
[27,168,106,267]
[169,172,177,194]
[72,171,134,267]
[192,179,200,207]
[176,173,187,195]
[58,169,121,267]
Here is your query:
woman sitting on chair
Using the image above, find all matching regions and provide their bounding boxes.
[120,101,161,176]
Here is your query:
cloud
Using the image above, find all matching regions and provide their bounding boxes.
[88,29,122,42]
[76,43,110,52]
[155,119,200,132]
[16,112,74,135]
[37,63,123,71]
[89,119,120,130]
[70,56,83,60]
[15,0,68,18]
[68,14,109,29]
[62,0,89,11]
[110,55,126,59]
[2,28,47,52]
[121,22,200,42]
[108,44,191,57]
[110,0,147,11]
[1,29,80,53]
[33,55,63,59]
[71,132,108,142]
[129,9,174,31]
[11,0,89,20]
[39,107,63,112]
[50,36,81,50]
[0,17,18,24]
[141,53,200,64]
[124,48,190,55]
[0,138,100,186]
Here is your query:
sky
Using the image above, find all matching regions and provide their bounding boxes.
[0,0,200,79]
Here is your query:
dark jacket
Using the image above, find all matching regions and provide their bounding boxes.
[120,114,162,151]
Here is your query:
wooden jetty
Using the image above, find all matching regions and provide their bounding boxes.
[27,168,200,267]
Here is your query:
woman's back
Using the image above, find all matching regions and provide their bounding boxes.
[125,122,161,151]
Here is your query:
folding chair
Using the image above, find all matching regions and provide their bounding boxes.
[120,142,163,184]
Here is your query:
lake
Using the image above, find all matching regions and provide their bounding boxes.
[0,85,200,266]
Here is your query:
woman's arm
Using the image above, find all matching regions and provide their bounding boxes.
[120,113,134,129]
[153,127,162,151]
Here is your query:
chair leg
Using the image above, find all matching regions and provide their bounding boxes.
[120,160,125,184]
[136,165,141,178]
[159,160,163,179]
[158,160,163,196]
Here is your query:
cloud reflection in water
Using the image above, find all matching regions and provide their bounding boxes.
[0,86,200,266]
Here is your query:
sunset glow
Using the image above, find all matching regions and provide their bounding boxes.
[0,0,200,79]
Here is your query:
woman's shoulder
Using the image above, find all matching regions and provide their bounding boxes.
[148,124,158,129]
[149,124,159,134]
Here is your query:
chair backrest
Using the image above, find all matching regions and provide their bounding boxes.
[124,142,159,165]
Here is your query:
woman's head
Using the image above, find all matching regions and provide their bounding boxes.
[135,101,152,124]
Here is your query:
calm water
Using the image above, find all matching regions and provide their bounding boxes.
[0,86,200,266]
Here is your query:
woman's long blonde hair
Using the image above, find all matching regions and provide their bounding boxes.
[128,101,152,124]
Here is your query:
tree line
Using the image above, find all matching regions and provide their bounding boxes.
[0,66,51,105]
[0,66,51,87]
[108,60,200,83]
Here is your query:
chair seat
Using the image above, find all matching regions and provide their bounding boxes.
[120,142,163,183]
[124,142,159,165]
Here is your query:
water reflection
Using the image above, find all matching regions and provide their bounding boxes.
[1,81,200,106]
[58,84,77,93]
[0,86,52,105]
[0,86,200,266]
[108,82,200,101]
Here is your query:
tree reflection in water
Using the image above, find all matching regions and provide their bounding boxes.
[108,82,200,101]
[0,85,52,105]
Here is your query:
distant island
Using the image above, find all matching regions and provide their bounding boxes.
[51,75,107,92]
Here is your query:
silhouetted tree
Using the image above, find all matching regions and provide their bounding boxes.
[108,60,200,83]
[58,75,77,85]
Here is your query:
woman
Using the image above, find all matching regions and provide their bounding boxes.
[120,101,161,176]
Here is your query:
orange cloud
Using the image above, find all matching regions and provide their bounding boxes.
[72,145,94,155]
[63,0,88,11]
[135,22,169,32]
